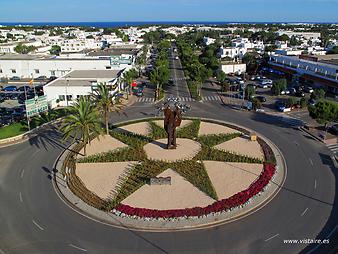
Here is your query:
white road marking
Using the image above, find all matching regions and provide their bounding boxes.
[19,192,23,202]
[69,244,87,252]
[20,169,25,178]
[301,207,308,217]
[265,233,279,242]
[32,220,44,230]
[309,158,313,166]
[314,179,317,189]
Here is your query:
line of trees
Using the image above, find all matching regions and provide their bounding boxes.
[176,39,209,99]
[149,40,171,100]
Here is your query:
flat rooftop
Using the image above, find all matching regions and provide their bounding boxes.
[64,69,122,79]
[46,69,123,87]
[0,54,47,60]
[87,48,138,57]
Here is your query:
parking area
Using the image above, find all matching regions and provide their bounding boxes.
[222,73,318,114]
[0,83,45,127]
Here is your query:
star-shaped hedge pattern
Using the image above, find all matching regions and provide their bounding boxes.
[77,119,265,211]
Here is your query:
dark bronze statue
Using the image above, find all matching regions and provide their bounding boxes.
[164,104,182,149]
[158,97,190,150]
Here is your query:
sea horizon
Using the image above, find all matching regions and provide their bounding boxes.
[0,21,337,28]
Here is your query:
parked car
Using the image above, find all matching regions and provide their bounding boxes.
[17,86,32,92]
[255,96,267,102]
[35,76,47,80]
[18,92,34,104]
[280,89,290,95]
[0,94,4,103]
[9,76,20,81]
[257,82,269,89]
[289,88,297,95]
[329,124,338,135]
[308,99,316,106]
[295,91,305,97]
[304,86,314,93]
[275,101,286,112]
[2,85,17,92]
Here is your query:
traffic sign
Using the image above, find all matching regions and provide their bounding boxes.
[25,95,48,117]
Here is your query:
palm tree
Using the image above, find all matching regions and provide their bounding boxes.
[150,67,161,100]
[92,83,116,135]
[60,96,102,156]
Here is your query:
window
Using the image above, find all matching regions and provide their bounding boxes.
[58,95,65,101]
[0,69,2,73]
[34,69,39,74]
[11,69,16,74]
[66,95,72,101]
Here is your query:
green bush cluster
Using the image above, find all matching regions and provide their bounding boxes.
[197,132,241,147]
[195,147,263,164]
[148,121,167,140]
[177,119,201,139]
[108,160,168,209]
[171,160,218,200]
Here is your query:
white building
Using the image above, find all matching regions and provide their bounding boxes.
[277,31,321,40]
[218,46,247,60]
[0,54,133,79]
[269,54,338,94]
[203,37,216,46]
[44,69,125,108]
[221,62,246,75]
[60,38,102,52]
[274,49,303,56]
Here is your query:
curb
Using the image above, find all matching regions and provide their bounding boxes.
[299,126,324,143]
[53,118,287,232]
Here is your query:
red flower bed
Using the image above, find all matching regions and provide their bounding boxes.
[115,163,276,219]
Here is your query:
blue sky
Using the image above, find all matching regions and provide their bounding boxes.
[0,0,337,23]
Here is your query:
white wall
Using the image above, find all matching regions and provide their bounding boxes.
[221,63,246,74]
[0,59,111,78]
[44,85,93,108]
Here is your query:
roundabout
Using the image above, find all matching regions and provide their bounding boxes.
[0,101,336,254]
[55,118,285,231]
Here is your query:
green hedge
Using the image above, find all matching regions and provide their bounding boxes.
[177,119,201,139]
[197,133,241,147]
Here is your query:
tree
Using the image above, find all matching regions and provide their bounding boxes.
[49,45,61,56]
[277,34,289,42]
[60,96,102,156]
[251,98,262,110]
[92,83,118,135]
[328,46,338,54]
[271,79,287,95]
[310,88,325,100]
[14,43,36,54]
[308,100,338,128]
[245,85,255,100]
[242,52,259,74]
[216,70,227,84]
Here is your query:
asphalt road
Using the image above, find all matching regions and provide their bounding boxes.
[0,100,337,254]
[165,45,191,99]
